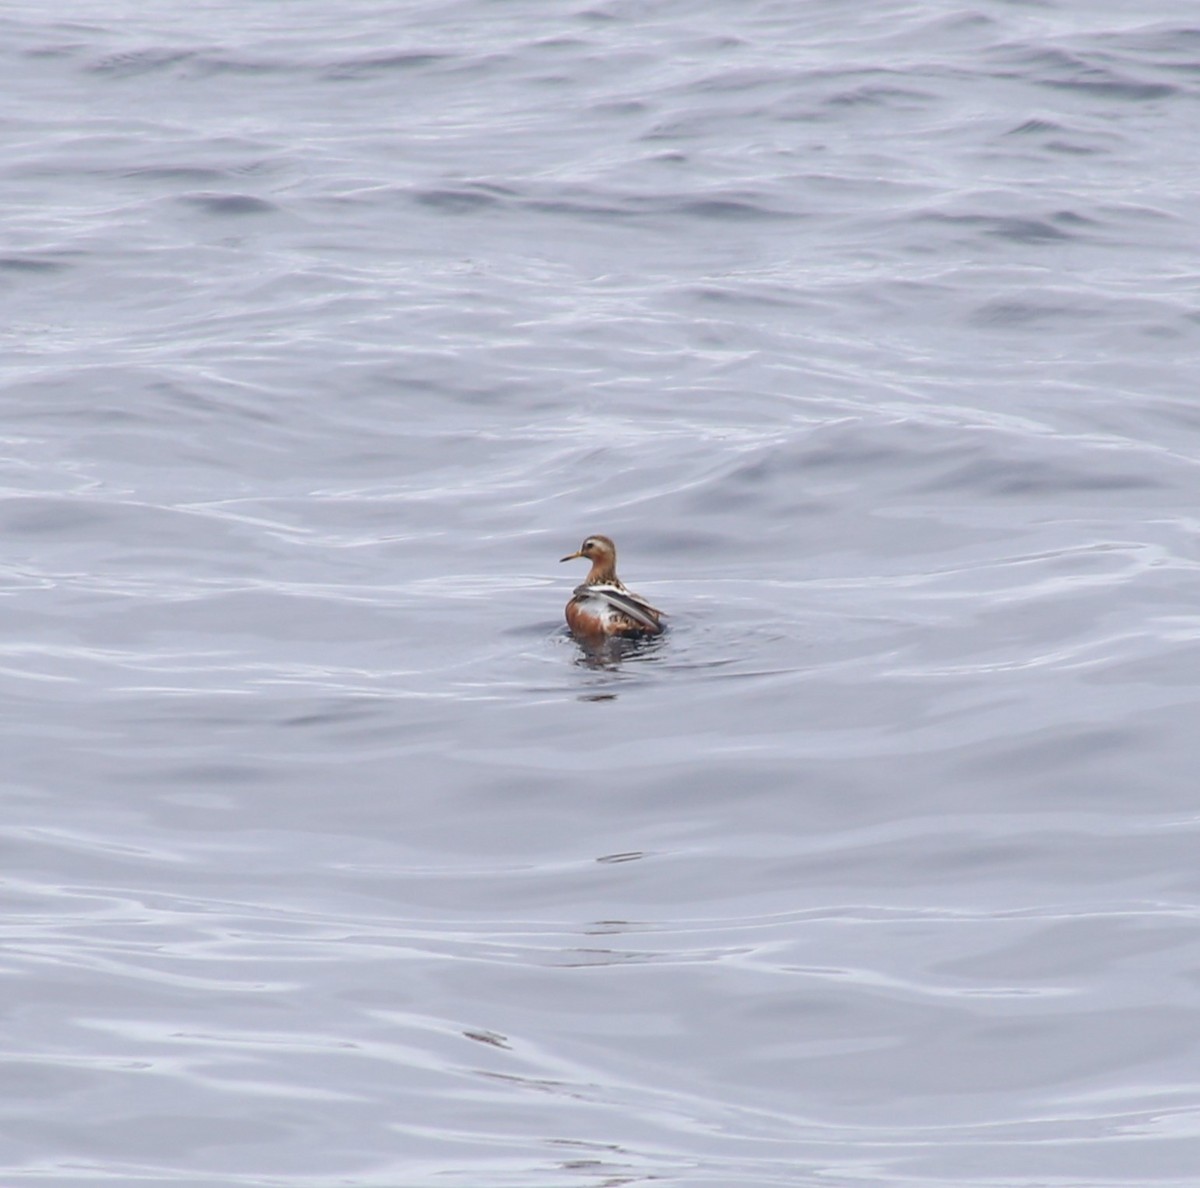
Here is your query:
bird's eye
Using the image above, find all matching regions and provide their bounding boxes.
[583,540,594,550]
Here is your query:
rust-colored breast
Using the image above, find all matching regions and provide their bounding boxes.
[566,596,608,637]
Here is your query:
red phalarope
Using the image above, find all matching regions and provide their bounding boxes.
[560,535,665,638]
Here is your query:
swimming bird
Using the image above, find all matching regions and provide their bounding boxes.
[560,534,665,638]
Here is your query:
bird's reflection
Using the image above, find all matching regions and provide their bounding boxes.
[570,629,667,673]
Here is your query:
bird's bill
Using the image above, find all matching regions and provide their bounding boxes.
[560,550,583,562]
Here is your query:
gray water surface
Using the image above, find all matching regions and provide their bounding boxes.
[3,2,1200,1185]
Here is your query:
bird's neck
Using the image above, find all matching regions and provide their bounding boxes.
[586,560,618,585]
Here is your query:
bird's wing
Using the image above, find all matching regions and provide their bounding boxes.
[576,583,664,633]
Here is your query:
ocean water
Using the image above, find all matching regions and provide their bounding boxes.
[3,1,1200,1184]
